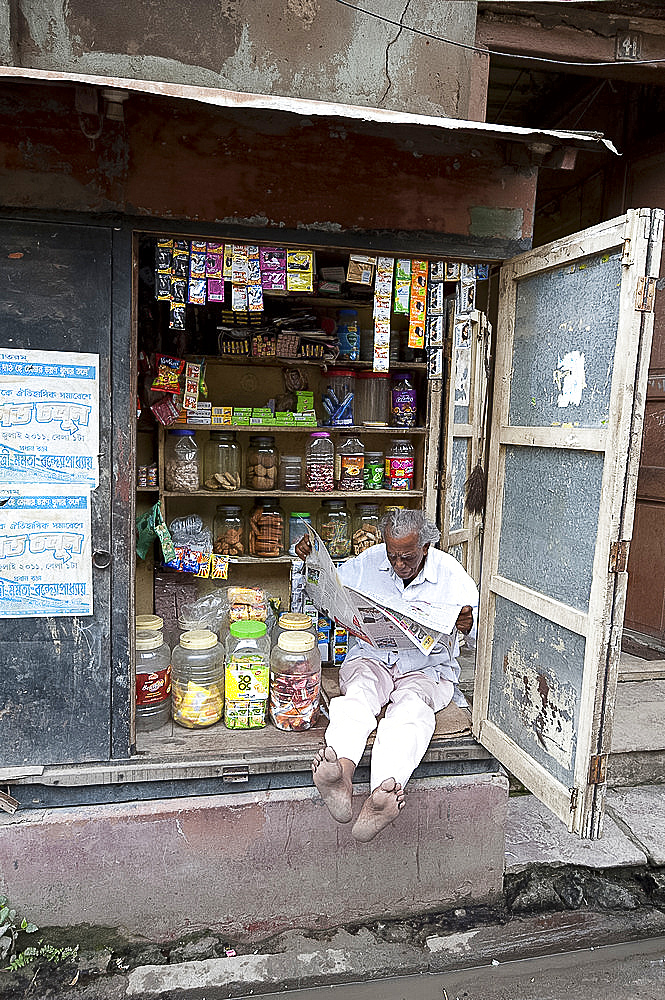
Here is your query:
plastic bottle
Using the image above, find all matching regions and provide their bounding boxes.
[386,438,415,491]
[172,629,224,728]
[224,620,271,729]
[269,631,321,731]
[335,436,365,491]
[336,308,359,360]
[306,431,334,492]
[135,626,172,732]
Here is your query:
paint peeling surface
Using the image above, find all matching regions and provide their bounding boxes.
[488,597,580,786]
[555,350,586,407]
[497,445,603,611]
[508,250,622,428]
[449,437,469,532]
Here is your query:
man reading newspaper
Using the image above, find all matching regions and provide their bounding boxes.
[295,507,478,842]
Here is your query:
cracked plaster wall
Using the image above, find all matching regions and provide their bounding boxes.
[1,0,477,118]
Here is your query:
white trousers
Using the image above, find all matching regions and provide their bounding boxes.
[325,656,454,791]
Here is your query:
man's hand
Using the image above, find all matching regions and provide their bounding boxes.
[455,605,473,635]
[294,533,312,561]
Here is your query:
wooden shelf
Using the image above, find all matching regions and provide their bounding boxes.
[200,355,426,371]
[176,424,427,435]
[162,489,424,499]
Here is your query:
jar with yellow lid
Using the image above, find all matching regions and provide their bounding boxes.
[135,627,171,732]
[172,629,224,728]
[224,620,270,729]
[274,612,314,643]
[269,631,321,731]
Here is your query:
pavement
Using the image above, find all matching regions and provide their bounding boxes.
[4,653,665,999]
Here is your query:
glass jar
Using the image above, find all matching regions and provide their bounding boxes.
[213,504,245,556]
[289,511,312,555]
[278,454,303,490]
[246,435,278,490]
[306,431,334,492]
[321,368,356,426]
[165,429,200,491]
[352,503,382,555]
[249,498,285,557]
[316,499,351,559]
[335,436,364,491]
[135,627,171,732]
[356,372,391,426]
[363,450,384,490]
[224,620,270,729]
[386,438,415,491]
[391,373,418,428]
[172,629,223,729]
[270,631,322,731]
[203,431,241,492]
[275,612,314,645]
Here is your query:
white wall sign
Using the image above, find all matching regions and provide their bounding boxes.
[0,349,99,488]
[0,488,93,618]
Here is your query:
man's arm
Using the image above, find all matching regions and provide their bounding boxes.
[455,605,474,635]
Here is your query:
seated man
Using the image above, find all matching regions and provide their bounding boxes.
[295,507,478,843]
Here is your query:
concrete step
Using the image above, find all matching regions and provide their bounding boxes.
[609,679,665,788]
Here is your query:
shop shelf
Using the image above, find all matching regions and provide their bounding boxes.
[177,424,427,434]
[162,488,424,499]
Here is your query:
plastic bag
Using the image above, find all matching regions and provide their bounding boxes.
[136,502,175,562]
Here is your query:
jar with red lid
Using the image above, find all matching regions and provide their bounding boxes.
[321,368,356,426]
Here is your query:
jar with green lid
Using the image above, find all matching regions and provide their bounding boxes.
[363,451,384,490]
[316,499,351,559]
[213,504,245,556]
[135,627,171,732]
[270,631,321,731]
[172,629,224,728]
[224,620,271,729]
[352,502,382,555]
[204,431,241,491]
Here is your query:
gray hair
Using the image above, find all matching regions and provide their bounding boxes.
[380,508,440,547]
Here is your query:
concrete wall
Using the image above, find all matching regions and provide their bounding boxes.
[0,0,478,118]
[0,774,508,942]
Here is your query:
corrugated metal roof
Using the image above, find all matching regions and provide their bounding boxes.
[0,64,618,154]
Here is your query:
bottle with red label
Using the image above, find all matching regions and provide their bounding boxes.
[335,436,365,491]
[386,438,415,491]
[135,623,172,732]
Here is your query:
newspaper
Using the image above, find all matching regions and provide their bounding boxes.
[302,524,461,656]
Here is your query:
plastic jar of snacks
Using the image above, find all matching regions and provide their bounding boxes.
[289,511,312,555]
[172,629,223,729]
[135,626,171,732]
[246,435,278,490]
[213,504,245,556]
[204,431,241,492]
[363,450,384,490]
[270,631,321,731]
[321,369,356,426]
[316,499,351,559]
[306,431,334,492]
[335,436,364,491]
[224,620,270,730]
[248,498,285,557]
[277,454,303,490]
[391,373,417,427]
[356,371,391,426]
[386,438,415,491]
[352,503,382,555]
[165,429,200,491]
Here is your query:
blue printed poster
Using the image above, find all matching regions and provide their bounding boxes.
[0,489,93,618]
[0,349,99,489]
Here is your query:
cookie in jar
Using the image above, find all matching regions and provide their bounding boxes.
[248,499,285,557]
[246,435,278,490]
[213,504,245,556]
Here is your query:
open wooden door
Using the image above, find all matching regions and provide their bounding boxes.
[440,303,490,584]
[474,209,664,838]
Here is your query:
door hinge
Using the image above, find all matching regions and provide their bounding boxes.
[222,765,249,783]
[636,275,657,311]
[588,754,608,785]
[609,540,629,573]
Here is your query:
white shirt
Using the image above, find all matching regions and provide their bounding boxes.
[336,543,478,697]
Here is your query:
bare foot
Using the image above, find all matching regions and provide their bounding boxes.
[351,777,405,842]
[311,746,354,824]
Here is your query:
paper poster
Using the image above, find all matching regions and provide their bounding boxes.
[0,349,100,489]
[0,488,93,618]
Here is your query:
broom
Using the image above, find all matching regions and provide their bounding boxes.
[464,320,491,516]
